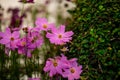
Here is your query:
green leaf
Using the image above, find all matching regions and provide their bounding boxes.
[99,5,103,10]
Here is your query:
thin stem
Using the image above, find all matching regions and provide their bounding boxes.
[21,3,25,16]
[25,33,29,76]
[0,45,5,79]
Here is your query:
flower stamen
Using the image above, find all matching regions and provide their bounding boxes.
[21,41,26,46]
[53,60,58,67]
[10,37,14,41]
[58,34,62,39]
[43,24,47,29]
[70,68,75,73]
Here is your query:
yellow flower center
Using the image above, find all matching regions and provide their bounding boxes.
[10,37,14,41]
[70,68,75,73]
[58,34,62,39]
[21,41,26,46]
[53,60,58,67]
[43,24,47,29]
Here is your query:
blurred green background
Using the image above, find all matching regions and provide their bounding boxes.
[67,0,120,80]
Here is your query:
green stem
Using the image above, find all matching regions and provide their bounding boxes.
[25,34,29,76]
[0,46,5,79]
[10,51,19,80]
[21,3,25,16]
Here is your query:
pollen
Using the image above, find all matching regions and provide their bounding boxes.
[70,68,75,73]
[43,24,47,29]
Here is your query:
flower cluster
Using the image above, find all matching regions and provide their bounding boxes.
[35,17,74,45]
[0,26,43,57]
[0,18,74,58]
[0,17,81,79]
[44,54,82,80]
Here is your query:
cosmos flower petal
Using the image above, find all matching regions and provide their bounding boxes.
[0,38,10,44]
[26,50,32,58]
[12,31,20,38]
[46,25,73,45]
[46,32,54,38]
[59,25,65,33]
[49,69,55,77]
[64,31,74,37]
[49,23,56,31]
[0,32,4,38]
[5,27,11,34]
[35,18,47,26]
[68,75,74,80]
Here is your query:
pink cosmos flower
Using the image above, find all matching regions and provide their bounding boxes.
[0,27,20,50]
[17,37,33,58]
[44,54,83,79]
[27,31,43,49]
[62,59,82,80]
[43,58,63,77]
[63,66,82,80]
[43,55,69,77]
[46,25,74,45]
[44,54,72,77]
[17,27,43,58]
[35,18,54,31]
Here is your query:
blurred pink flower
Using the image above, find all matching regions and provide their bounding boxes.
[63,66,82,80]
[62,59,82,80]
[43,54,83,79]
[27,31,43,49]
[43,58,63,77]
[0,27,20,50]
[17,28,43,58]
[8,8,26,31]
[17,37,33,58]
[35,18,54,31]
[46,25,74,45]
